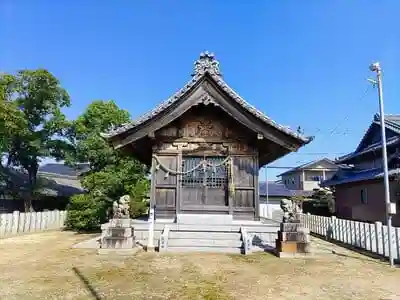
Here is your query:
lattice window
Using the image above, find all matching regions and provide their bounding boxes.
[181,156,228,188]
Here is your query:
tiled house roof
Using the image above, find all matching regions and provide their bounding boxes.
[259,181,293,197]
[102,52,312,144]
[277,158,340,177]
[336,114,400,163]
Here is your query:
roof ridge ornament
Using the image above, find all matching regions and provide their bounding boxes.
[192,51,222,77]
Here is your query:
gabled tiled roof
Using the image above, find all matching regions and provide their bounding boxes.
[321,167,400,187]
[277,158,339,177]
[336,114,400,163]
[102,52,312,144]
[323,151,400,186]
[379,114,400,134]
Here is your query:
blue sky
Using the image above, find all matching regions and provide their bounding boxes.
[1,1,399,180]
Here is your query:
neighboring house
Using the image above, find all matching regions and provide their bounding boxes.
[322,114,400,226]
[0,163,86,213]
[259,181,292,220]
[278,158,340,191]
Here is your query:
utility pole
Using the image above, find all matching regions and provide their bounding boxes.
[369,62,396,267]
[265,166,269,218]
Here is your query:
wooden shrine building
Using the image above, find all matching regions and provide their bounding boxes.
[102,52,312,221]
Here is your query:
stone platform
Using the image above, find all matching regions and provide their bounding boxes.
[132,215,279,254]
[98,218,137,255]
[275,220,312,258]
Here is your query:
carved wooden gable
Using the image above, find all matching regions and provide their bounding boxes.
[155,105,241,141]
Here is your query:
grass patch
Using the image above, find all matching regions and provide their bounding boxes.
[180,278,232,300]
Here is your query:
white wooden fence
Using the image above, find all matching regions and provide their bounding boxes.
[300,213,400,261]
[0,210,67,237]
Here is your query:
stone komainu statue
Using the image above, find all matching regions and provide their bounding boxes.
[112,195,131,219]
[280,198,299,223]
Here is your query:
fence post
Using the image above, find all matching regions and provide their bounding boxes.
[55,209,60,229]
[42,211,48,230]
[18,213,25,233]
[395,228,400,262]
[375,221,383,255]
[24,212,31,232]
[5,213,12,235]
[330,216,336,240]
[0,213,6,237]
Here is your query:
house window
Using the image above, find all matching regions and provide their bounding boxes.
[360,188,367,204]
[310,175,323,182]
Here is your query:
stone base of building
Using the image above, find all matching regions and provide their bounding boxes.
[275,220,311,258]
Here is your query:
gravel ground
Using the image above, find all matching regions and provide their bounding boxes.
[0,231,399,300]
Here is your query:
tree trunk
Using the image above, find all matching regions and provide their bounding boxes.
[26,167,38,212]
[24,197,34,212]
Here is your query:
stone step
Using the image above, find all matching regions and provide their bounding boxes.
[174,224,278,233]
[176,214,233,225]
[166,246,243,254]
[168,231,241,240]
[132,223,278,233]
[167,238,243,248]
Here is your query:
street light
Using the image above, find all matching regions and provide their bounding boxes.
[369,62,396,267]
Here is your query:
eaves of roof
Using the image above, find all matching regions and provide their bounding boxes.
[101,52,312,145]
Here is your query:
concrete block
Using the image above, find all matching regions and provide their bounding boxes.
[165,246,243,254]
[109,218,131,227]
[167,239,243,248]
[101,237,135,249]
[97,247,140,256]
[176,214,233,225]
[276,252,315,258]
[275,240,311,254]
[278,231,310,243]
[107,227,133,238]
[280,222,305,232]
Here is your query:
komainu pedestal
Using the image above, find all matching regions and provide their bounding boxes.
[98,218,138,255]
[275,220,312,258]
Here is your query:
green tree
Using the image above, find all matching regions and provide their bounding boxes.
[312,187,335,214]
[0,70,71,211]
[65,100,149,231]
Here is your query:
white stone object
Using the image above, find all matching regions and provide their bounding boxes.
[147,207,155,250]
[388,202,396,215]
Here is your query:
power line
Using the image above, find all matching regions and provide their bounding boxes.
[289,152,347,156]
[303,84,374,139]
[264,166,340,170]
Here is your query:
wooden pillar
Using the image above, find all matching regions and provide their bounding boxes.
[150,156,157,215]
[176,152,182,217]
[254,155,260,221]
[228,155,234,216]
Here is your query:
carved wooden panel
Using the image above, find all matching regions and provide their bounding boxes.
[154,107,248,141]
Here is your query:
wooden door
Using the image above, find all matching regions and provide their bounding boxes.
[180,156,229,213]
[232,156,257,220]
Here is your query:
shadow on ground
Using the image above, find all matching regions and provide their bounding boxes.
[72,267,103,300]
